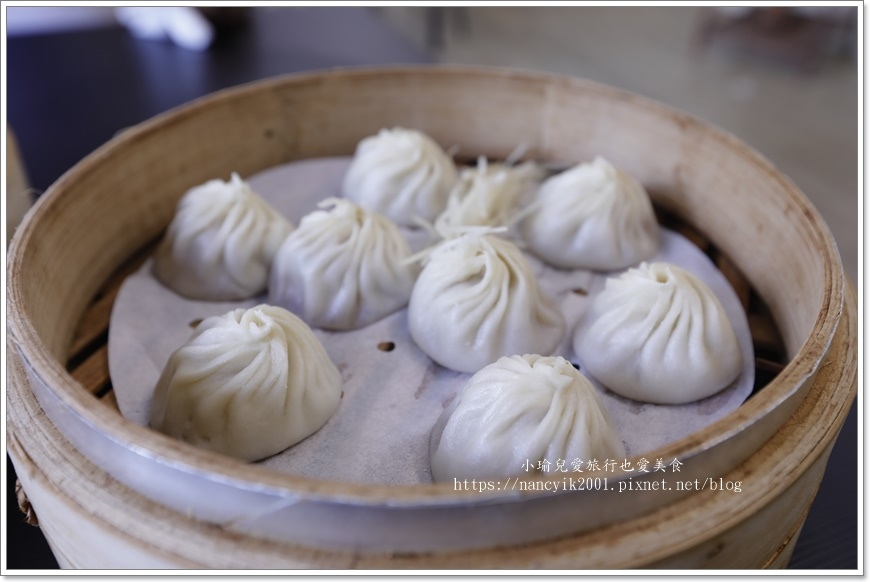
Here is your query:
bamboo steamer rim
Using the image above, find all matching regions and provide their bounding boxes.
[5,282,857,568]
[6,65,845,506]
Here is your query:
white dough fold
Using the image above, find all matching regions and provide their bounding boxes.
[408,233,565,374]
[524,157,659,270]
[153,173,294,300]
[341,127,458,226]
[269,198,419,330]
[149,305,342,461]
[434,157,542,239]
[431,354,626,481]
[574,262,743,404]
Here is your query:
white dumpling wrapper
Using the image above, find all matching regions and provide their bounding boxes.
[431,354,626,481]
[153,173,294,300]
[524,156,659,270]
[408,233,565,374]
[149,305,342,462]
[574,262,742,404]
[341,127,458,226]
[434,157,542,238]
[268,198,419,330]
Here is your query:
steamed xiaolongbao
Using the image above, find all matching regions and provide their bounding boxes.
[149,305,342,461]
[431,354,625,481]
[524,157,659,270]
[153,173,293,300]
[574,262,742,404]
[341,127,458,226]
[434,157,542,238]
[408,233,565,374]
[268,198,419,330]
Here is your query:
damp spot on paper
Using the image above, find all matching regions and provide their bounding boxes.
[414,362,439,400]
[602,387,648,415]
[336,362,352,383]
[628,400,646,415]
[696,388,730,415]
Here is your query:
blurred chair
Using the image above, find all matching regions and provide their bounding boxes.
[695,6,857,71]
[425,7,471,50]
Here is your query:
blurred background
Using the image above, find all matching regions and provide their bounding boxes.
[5,5,858,570]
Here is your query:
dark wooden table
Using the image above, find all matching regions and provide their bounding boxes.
[5,6,856,570]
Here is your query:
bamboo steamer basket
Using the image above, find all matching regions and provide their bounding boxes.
[6,67,855,569]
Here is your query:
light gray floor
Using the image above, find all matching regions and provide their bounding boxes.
[381,7,858,282]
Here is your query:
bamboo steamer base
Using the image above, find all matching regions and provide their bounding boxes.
[7,280,856,569]
[5,67,855,569]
